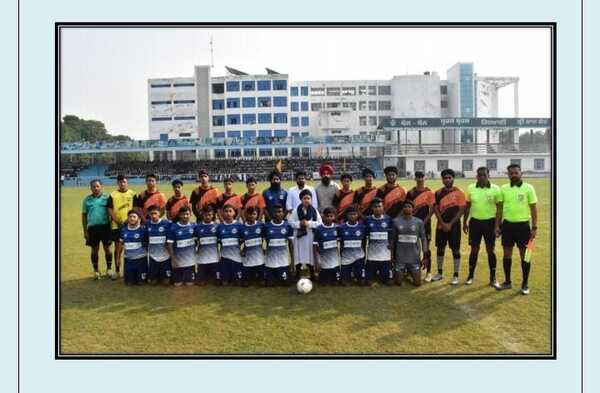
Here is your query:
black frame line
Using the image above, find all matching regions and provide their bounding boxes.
[54,22,557,361]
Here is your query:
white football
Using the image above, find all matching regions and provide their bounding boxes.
[296,278,313,294]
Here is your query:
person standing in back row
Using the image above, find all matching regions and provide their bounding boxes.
[376,166,406,219]
[315,163,339,214]
[286,170,318,214]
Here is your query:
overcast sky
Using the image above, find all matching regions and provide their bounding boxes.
[60,27,551,140]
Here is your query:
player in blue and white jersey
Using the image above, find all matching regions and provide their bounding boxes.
[146,205,172,285]
[166,206,196,287]
[339,205,367,286]
[194,206,220,285]
[119,210,148,285]
[262,170,288,222]
[240,206,266,286]
[313,207,340,285]
[364,198,394,286]
[217,204,244,285]
[264,204,294,286]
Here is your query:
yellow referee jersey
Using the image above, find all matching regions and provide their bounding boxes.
[108,189,136,229]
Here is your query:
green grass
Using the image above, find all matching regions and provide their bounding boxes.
[60,178,552,355]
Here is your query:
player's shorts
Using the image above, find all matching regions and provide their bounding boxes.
[265,266,291,285]
[124,257,148,284]
[318,266,340,284]
[148,257,172,281]
[501,220,531,248]
[111,229,121,242]
[196,262,219,283]
[219,258,243,282]
[435,223,461,250]
[341,258,366,282]
[395,261,420,274]
[243,265,265,283]
[173,265,195,284]
[469,218,496,247]
[366,260,393,282]
[86,224,111,247]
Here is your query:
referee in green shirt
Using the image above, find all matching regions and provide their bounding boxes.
[82,179,113,280]
[463,167,502,287]
[495,163,538,295]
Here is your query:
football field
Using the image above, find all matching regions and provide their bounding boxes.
[59,178,552,355]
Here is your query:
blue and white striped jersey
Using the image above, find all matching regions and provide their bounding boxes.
[365,215,393,261]
[195,222,219,265]
[146,218,171,262]
[241,222,265,267]
[217,222,243,263]
[167,222,197,268]
[313,223,339,269]
[339,222,366,265]
[120,224,147,260]
[264,220,294,268]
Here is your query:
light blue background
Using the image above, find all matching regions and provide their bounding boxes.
[8,0,591,392]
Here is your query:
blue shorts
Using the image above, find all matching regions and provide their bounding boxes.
[173,265,195,284]
[124,257,148,284]
[319,267,340,284]
[396,261,420,274]
[243,265,265,282]
[265,266,291,284]
[219,258,243,282]
[148,257,172,281]
[196,263,219,283]
[341,258,366,282]
[366,260,393,282]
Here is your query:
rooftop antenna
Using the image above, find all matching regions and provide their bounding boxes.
[210,35,214,68]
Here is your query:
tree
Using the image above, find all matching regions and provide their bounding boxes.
[59,115,133,143]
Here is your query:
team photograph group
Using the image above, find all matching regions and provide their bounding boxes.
[81,162,538,294]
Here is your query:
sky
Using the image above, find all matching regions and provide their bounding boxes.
[60,27,551,140]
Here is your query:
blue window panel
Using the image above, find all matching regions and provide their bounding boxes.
[291,117,299,127]
[227,130,241,138]
[213,132,226,138]
[274,129,288,138]
[291,132,300,137]
[242,113,257,125]
[259,130,272,137]
[301,86,309,96]
[227,114,241,125]
[273,96,288,107]
[301,132,309,137]
[242,97,256,108]
[212,116,225,126]
[174,116,196,120]
[257,97,271,108]
[301,117,309,126]
[301,101,309,111]
[290,102,299,112]
[226,81,240,92]
[273,80,287,90]
[257,80,271,91]
[227,98,240,108]
[241,80,256,91]
[273,113,288,124]
[215,149,226,157]
[243,130,256,139]
[212,99,225,110]
[174,99,195,104]
[152,117,172,121]
[258,113,272,124]
[291,87,299,96]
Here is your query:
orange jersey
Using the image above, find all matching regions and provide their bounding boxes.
[134,190,167,217]
[165,195,191,221]
[435,186,466,226]
[216,193,243,218]
[353,186,378,216]
[334,189,355,222]
[406,187,435,221]
[376,184,406,218]
[241,192,266,210]
[190,186,220,219]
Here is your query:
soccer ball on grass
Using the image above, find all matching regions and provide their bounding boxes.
[296,278,313,294]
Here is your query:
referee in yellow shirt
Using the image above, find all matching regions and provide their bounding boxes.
[463,167,502,287]
[107,174,136,279]
[495,163,538,295]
